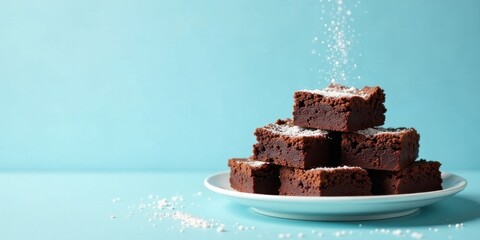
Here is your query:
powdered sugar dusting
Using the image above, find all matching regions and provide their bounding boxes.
[231,158,268,168]
[307,165,363,172]
[301,84,369,99]
[266,123,328,137]
[357,127,411,136]
[244,161,267,168]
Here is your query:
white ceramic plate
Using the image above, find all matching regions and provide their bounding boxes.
[204,171,467,221]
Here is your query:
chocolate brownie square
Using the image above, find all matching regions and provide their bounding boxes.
[369,160,442,195]
[253,119,335,169]
[341,127,419,171]
[279,166,371,196]
[228,158,280,195]
[293,84,386,132]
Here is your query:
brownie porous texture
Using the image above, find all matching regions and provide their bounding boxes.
[253,119,335,169]
[369,160,442,195]
[341,127,419,171]
[293,84,386,132]
[228,158,280,195]
[279,166,371,196]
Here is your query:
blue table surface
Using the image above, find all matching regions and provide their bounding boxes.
[0,170,478,240]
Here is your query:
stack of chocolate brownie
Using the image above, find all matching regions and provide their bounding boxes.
[228,84,442,196]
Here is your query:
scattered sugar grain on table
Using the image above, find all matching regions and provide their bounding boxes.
[216,224,225,233]
[112,193,225,233]
[410,232,424,239]
[333,230,347,237]
[277,233,292,239]
[110,192,280,235]
[391,229,403,236]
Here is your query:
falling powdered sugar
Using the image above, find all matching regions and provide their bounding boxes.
[312,0,362,85]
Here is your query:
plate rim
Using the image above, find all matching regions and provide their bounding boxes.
[204,170,467,203]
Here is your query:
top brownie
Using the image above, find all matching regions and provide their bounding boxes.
[292,84,386,132]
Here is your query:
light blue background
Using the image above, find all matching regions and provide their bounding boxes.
[0,0,479,171]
